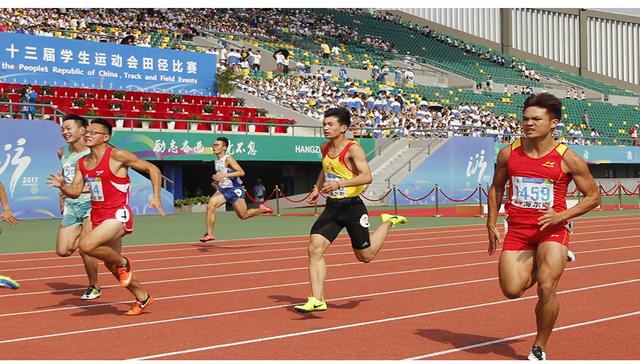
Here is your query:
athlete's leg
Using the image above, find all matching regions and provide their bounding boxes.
[103,236,149,301]
[532,241,567,350]
[498,249,537,299]
[78,217,99,287]
[78,220,127,266]
[307,234,332,301]
[56,224,83,257]
[230,198,269,220]
[205,193,226,236]
[353,219,393,263]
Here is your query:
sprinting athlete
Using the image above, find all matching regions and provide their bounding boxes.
[199,136,272,242]
[56,114,101,300]
[48,118,164,316]
[487,93,600,360]
[295,107,407,313]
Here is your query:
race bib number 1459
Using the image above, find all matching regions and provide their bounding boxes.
[511,176,554,209]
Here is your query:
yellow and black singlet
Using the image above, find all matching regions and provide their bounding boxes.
[321,140,366,199]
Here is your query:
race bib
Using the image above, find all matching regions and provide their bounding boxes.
[62,163,74,185]
[511,176,554,209]
[87,177,104,202]
[325,173,346,198]
[115,208,130,223]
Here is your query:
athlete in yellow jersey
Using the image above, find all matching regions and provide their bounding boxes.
[294,107,408,313]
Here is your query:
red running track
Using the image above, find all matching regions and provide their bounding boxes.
[0,214,639,360]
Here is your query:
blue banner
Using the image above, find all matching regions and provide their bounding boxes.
[0,119,173,219]
[0,32,216,95]
[393,137,495,205]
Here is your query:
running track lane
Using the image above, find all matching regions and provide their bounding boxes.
[0,221,637,315]
[0,215,636,360]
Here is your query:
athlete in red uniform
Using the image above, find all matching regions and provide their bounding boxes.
[49,118,164,316]
[487,93,600,360]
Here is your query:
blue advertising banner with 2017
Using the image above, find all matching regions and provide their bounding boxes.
[0,32,216,95]
[0,119,173,219]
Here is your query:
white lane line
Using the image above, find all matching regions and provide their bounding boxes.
[0,257,638,344]
[404,310,640,359]
[4,224,639,274]
[0,222,496,258]
[3,216,637,264]
[1,213,638,259]
[6,232,640,288]
[127,278,640,360]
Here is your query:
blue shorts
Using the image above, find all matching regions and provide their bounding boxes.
[219,186,246,204]
[61,199,91,227]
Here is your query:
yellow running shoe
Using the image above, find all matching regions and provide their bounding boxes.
[381,213,408,227]
[294,296,327,313]
[0,275,19,289]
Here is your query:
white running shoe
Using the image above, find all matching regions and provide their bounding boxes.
[528,346,546,360]
[81,285,102,300]
[567,250,576,262]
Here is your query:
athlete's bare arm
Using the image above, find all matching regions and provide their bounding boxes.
[487,146,511,255]
[308,143,327,204]
[57,147,65,213]
[111,149,165,216]
[48,160,85,199]
[538,149,600,230]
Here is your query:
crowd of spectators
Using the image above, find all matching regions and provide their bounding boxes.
[237,69,613,145]
[0,8,631,146]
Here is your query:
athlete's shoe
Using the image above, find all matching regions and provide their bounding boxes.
[125,295,154,316]
[259,204,273,214]
[527,346,547,360]
[116,257,133,288]
[0,275,19,289]
[199,233,215,242]
[294,296,327,313]
[381,213,408,227]
[567,250,576,262]
[81,285,102,300]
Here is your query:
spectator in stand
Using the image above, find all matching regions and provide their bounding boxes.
[321,41,330,59]
[19,85,37,120]
[252,50,261,71]
[403,68,414,86]
[331,45,340,58]
[631,124,639,147]
[485,76,494,92]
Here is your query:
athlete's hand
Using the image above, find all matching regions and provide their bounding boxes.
[0,209,18,225]
[150,197,165,217]
[212,173,225,182]
[320,181,340,194]
[307,188,319,204]
[47,173,65,189]
[487,224,500,255]
[538,208,563,231]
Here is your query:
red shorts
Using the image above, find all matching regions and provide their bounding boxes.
[91,205,133,236]
[503,221,569,251]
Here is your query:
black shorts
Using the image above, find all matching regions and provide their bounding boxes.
[310,196,370,250]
